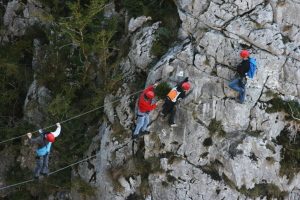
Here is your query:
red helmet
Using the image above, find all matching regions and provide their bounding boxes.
[45,133,55,142]
[240,50,250,58]
[145,91,155,99]
[182,82,191,91]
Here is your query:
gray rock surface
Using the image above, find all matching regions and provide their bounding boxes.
[72,1,300,199]
[2,0,44,41]
[23,80,52,127]
[4,0,300,199]
[128,16,152,33]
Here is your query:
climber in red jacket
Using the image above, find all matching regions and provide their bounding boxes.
[132,83,161,139]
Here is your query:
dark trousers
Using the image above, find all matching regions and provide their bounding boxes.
[162,98,176,125]
[34,154,49,177]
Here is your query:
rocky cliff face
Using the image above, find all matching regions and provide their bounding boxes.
[1,0,299,199]
[75,0,300,199]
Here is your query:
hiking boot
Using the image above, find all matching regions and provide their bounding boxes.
[170,123,178,127]
[41,172,48,177]
[140,130,150,136]
[132,133,139,139]
[234,97,244,104]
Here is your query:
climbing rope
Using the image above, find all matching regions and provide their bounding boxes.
[0,150,101,191]
[0,86,143,191]
[0,89,144,145]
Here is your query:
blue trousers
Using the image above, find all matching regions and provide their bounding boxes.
[229,78,246,103]
[133,110,150,136]
[34,154,49,177]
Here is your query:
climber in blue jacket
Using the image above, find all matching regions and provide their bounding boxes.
[27,123,61,179]
[229,50,251,104]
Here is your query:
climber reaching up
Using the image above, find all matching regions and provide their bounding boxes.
[27,123,61,180]
[132,83,162,139]
[228,50,257,104]
[161,77,191,127]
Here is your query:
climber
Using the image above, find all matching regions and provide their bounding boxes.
[27,123,61,180]
[132,83,162,139]
[161,77,191,127]
[228,50,254,104]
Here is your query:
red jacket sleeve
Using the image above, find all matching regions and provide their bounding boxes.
[139,99,157,112]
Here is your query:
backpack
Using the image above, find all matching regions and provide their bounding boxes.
[247,58,257,79]
[167,88,181,102]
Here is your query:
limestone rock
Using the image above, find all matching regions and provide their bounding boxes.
[74,0,300,199]
[128,16,152,33]
[128,22,160,72]
[23,80,52,127]
[2,0,44,40]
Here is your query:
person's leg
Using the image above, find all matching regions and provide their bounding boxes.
[141,113,150,132]
[239,84,246,103]
[163,99,174,115]
[229,78,242,92]
[162,98,172,116]
[34,156,43,178]
[168,105,176,125]
[41,154,49,175]
[133,112,145,136]
[229,78,245,103]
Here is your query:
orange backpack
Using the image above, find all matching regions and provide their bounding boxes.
[167,88,180,102]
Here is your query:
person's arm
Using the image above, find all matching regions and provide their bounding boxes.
[52,123,61,138]
[27,133,41,145]
[46,143,52,153]
[177,77,189,87]
[140,100,157,111]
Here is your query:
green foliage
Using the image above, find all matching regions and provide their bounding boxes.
[0,2,125,197]
[5,164,32,185]
[0,29,38,144]
[276,127,300,180]
[6,190,33,200]
[238,183,287,199]
[154,82,171,99]
[207,119,226,137]
[151,27,174,57]
[48,94,72,118]
[266,97,300,120]
[0,121,34,146]
[0,40,32,118]
[31,0,122,164]
[123,0,144,17]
